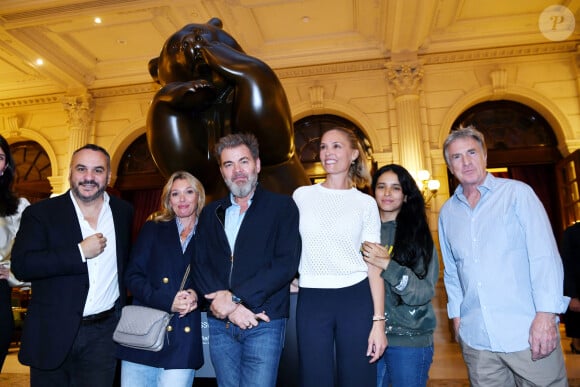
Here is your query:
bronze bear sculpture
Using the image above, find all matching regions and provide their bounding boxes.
[147,17,310,201]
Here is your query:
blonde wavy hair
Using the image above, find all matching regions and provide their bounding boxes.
[323,126,371,188]
[152,171,206,222]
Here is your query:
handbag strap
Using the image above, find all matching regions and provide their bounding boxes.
[179,264,190,291]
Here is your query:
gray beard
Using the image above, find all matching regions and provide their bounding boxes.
[226,174,257,199]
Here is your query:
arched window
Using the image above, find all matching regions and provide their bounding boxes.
[452,100,559,166]
[451,100,562,236]
[116,134,164,190]
[114,134,164,240]
[10,141,52,203]
[294,114,374,183]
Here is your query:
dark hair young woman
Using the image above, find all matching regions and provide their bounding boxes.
[361,163,439,387]
[0,135,30,371]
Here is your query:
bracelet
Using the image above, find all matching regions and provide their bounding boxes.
[228,303,241,317]
[372,315,386,321]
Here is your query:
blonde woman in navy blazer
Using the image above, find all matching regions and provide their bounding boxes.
[117,171,204,387]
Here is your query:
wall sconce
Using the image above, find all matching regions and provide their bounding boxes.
[416,169,440,207]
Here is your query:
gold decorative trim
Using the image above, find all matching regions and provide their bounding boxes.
[421,42,577,65]
[276,59,386,78]
[90,83,159,98]
[0,95,62,108]
[276,42,578,78]
[0,83,158,108]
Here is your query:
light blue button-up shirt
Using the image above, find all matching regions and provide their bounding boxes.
[224,193,253,253]
[176,217,196,252]
[438,173,569,352]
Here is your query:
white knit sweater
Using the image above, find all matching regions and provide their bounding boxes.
[293,183,380,289]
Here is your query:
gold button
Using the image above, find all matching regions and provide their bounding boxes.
[184,326,191,333]
[167,325,173,332]
[162,278,169,284]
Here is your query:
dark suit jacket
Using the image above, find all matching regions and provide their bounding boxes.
[562,222,580,300]
[561,222,580,337]
[192,185,301,319]
[11,191,134,370]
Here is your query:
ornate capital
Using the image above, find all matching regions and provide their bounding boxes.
[62,94,94,129]
[386,63,424,97]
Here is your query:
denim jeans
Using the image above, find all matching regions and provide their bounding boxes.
[377,345,434,387]
[207,317,286,387]
[120,360,195,387]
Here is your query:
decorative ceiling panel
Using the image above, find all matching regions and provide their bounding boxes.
[0,0,577,101]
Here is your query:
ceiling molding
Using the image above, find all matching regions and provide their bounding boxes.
[0,0,149,24]
[0,94,62,109]
[0,1,578,102]
[422,41,579,65]
[277,59,387,78]
[90,83,158,98]
[3,37,578,107]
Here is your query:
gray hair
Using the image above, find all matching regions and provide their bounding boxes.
[214,133,259,163]
[443,125,487,166]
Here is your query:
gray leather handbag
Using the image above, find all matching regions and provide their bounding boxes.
[113,265,190,352]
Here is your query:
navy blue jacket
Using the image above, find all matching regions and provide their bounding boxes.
[116,220,203,369]
[11,192,133,370]
[192,185,300,319]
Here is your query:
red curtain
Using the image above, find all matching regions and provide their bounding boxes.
[509,165,562,239]
[128,189,162,242]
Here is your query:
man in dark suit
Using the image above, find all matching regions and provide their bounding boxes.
[11,144,134,386]
[192,133,301,387]
[561,222,580,354]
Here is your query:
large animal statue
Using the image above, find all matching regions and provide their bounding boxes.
[147,17,310,201]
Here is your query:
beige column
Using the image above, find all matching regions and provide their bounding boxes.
[386,62,425,173]
[63,93,94,158]
[575,46,580,116]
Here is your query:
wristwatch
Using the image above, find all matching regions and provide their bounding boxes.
[231,294,242,304]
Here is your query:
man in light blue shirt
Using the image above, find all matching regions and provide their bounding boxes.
[438,126,569,386]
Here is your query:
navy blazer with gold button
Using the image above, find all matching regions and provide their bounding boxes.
[115,219,203,370]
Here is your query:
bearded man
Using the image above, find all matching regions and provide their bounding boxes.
[191,133,301,387]
[11,144,134,386]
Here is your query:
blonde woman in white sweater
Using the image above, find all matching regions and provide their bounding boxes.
[293,127,387,387]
